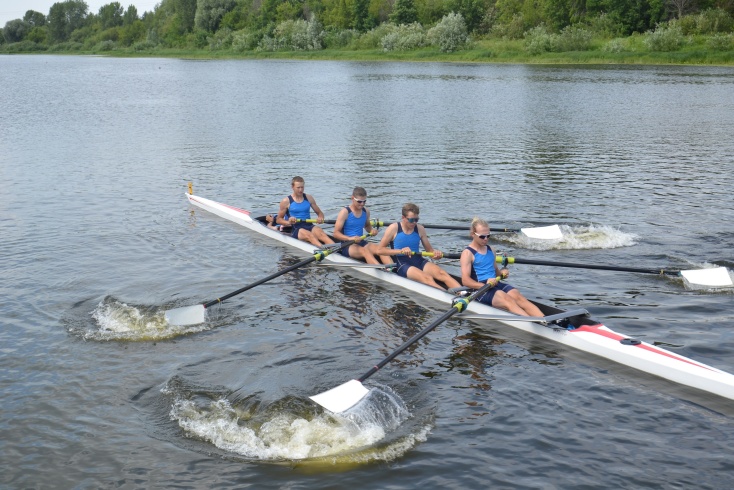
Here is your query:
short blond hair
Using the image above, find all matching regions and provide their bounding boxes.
[470,217,489,237]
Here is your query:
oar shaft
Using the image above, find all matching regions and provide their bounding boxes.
[202,236,365,309]
[501,257,680,276]
[357,280,496,383]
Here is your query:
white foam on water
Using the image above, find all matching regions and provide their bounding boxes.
[88,299,209,341]
[505,224,637,251]
[165,385,430,463]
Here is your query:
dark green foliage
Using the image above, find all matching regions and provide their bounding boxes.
[3,19,31,43]
[48,0,89,42]
[2,0,732,54]
[391,0,419,24]
[99,2,124,29]
[24,10,47,27]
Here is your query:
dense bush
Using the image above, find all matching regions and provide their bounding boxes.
[352,23,399,49]
[524,24,593,53]
[643,24,684,51]
[707,33,733,50]
[95,39,116,51]
[4,19,31,43]
[677,9,733,35]
[231,29,261,52]
[602,38,629,53]
[427,12,469,52]
[381,22,426,51]
[323,28,358,48]
[258,17,324,51]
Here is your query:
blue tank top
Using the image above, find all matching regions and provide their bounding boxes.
[393,223,420,252]
[343,206,367,237]
[467,246,495,282]
[287,195,311,220]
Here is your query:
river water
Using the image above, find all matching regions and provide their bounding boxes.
[2,55,734,488]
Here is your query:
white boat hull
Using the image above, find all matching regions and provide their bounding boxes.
[186,193,734,401]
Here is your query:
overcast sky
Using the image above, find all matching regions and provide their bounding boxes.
[1,1,160,28]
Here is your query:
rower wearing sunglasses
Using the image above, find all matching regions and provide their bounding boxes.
[460,218,543,317]
[377,203,461,291]
[333,187,382,264]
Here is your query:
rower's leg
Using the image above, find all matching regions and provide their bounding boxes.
[298,228,322,246]
[348,244,380,265]
[423,263,461,289]
[406,266,443,290]
[507,290,544,317]
[312,226,335,244]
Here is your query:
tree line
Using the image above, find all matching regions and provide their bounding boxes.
[2,0,733,53]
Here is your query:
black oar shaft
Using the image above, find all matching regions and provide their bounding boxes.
[505,257,680,276]
[357,280,495,383]
[299,218,524,233]
[201,238,361,309]
[203,256,317,308]
[441,253,680,276]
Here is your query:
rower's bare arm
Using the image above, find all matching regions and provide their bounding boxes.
[277,198,290,225]
[307,194,325,223]
[332,208,351,241]
[364,209,377,236]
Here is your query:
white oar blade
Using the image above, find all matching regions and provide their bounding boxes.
[520,224,563,240]
[680,267,733,287]
[309,379,369,413]
[164,304,206,326]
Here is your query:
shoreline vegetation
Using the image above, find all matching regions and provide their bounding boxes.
[2,1,733,65]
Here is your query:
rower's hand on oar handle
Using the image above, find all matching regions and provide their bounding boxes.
[368,228,378,237]
[499,268,509,279]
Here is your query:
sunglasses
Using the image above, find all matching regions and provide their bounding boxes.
[474,232,490,239]
[353,198,367,204]
[404,217,419,223]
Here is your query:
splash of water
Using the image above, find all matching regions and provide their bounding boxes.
[85,297,210,341]
[163,382,430,463]
[505,224,637,251]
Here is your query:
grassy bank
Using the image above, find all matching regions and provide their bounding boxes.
[4,37,734,66]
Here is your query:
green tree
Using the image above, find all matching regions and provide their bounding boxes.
[354,0,370,29]
[48,1,89,42]
[123,5,139,25]
[195,0,237,32]
[99,2,124,28]
[445,0,487,32]
[391,0,419,23]
[24,10,47,27]
[3,19,31,42]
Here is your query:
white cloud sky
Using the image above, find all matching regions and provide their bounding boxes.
[1,1,160,28]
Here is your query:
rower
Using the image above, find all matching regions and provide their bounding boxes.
[332,187,383,264]
[276,176,335,247]
[377,203,461,291]
[459,217,543,317]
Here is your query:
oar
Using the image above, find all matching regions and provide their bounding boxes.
[436,253,732,288]
[164,235,368,326]
[297,219,563,240]
[309,278,498,413]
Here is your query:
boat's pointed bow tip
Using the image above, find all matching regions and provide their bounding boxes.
[309,379,370,414]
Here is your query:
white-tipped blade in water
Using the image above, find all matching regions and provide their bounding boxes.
[164,304,206,326]
[680,267,733,287]
[310,379,370,413]
[520,224,563,240]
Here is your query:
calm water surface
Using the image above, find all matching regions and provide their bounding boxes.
[2,55,734,488]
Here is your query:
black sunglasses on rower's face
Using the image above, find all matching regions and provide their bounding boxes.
[353,198,367,204]
[404,216,419,223]
[474,232,490,239]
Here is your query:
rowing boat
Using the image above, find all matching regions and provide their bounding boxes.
[185,193,734,402]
